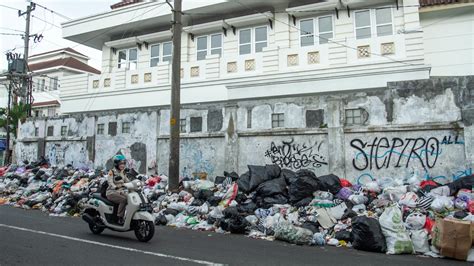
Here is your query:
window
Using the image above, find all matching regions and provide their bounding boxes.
[345,108,368,125]
[108,122,117,136]
[150,44,160,67]
[247,109,252,128]
[61,126,67,137]
[355,10,371,39]
[34,127,39,137]
[97,124,104,135]
[117,48,138,70]
[306,110,324,128]
[163,42,172,62]
[190,117,202,133]
[47,108,55,117]
[239,26,267,55]
[39,79,45,91]
[376,8,393,36]
[47,126,54,137]
[122,122,130,134]
[179,119,186,133]
[196,34,222,61]
[300,16,333,46]
[355,8,393,39]
[34,110,39,117]
[272,113,284,128]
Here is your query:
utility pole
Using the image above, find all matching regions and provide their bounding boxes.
[168,0,182,191]
[19,1,35,103]
[4,83,12,165]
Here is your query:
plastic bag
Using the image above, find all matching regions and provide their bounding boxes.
[379,205,414,255]
[430,196,454,212]
[365,181,381,193]
[288,170,320,203]
[410,229,430,254]
[383,186,407,202]
[312,232,326,246]
[405,211,426,230]
[336,187,352,200]
[274,219,313,245]
[245,215,259,226]
[236,172,251,193]
[351,216,386,253]
[398,192,419,208]
[429,186,450,197]
[255,177,287,198]
[219,183,238,207]
[317,174,342,194]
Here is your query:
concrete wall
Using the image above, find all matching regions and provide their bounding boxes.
[16,76,473,183]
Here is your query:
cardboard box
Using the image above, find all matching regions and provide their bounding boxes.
[432,218,473,261]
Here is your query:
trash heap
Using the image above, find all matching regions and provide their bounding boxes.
[1,161,473,261]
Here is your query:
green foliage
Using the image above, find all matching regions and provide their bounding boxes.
[0,102,30,138]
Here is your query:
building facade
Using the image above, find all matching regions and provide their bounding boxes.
[16,0,474,183]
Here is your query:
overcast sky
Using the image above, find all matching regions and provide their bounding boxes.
[0,0,118,71]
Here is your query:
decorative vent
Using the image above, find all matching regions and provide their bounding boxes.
[104,78,111,87]
[144,73,152,83]
[131,74,139,84]
[190,66,199,77]
[227,62,237,73]
[381,42,395,55]
[245,59,255,71]
[92,80,99,89]
[307,51,320,64]
[287,54,298,66]
[357,45,371,58]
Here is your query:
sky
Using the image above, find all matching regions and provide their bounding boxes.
[0,0,118,71]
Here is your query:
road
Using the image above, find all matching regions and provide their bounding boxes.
[0,206,469,266]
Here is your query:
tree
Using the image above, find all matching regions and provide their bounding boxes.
[0,102,30,138]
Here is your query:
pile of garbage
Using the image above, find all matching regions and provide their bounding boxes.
[1,161,473,261]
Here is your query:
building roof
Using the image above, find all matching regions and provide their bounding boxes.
[28,58,101,74]
[29,47,87,59]
[110,0,142,9]
[419,0,459,7]
[32,100,60,107]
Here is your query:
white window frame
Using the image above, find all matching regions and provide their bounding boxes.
[97,123,105,135]
[117,48,138,70]
[299,15,334,47]
[162,41,173,63]
[239,25,268,55]
[61,126,67,137]
[150,43,160,67]
[196,33,223,61]
[354,7,394,40]
[179,119,186,133]
[272,113,285,128]
[47,108,55,117]
[122,122,131,134]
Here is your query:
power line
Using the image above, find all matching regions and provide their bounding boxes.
[31,14,61,29]
[0,4,20,12]
[0,27,24,33]
[32,2,72,21]
[0,33,24,36]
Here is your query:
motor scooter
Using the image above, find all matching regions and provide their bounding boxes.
[82,179,155,242]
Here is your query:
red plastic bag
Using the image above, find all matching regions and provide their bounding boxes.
[424,217,435,233]
[340,179,352,188]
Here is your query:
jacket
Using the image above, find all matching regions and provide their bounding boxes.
[106,168,130,193]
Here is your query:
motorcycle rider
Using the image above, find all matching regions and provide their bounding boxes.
[106,154,129,225]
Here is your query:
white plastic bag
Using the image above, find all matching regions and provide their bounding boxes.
[274,219,313,245]
[398,192,419,208]
[430,196,454,212]
[405,211,426,230]
[379,205,415,255]
[410,229,430,254]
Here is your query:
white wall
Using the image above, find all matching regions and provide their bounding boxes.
[421,6,474,76]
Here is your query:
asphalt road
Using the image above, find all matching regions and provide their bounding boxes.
[0,206,469,266]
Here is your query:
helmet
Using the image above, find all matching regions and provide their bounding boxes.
[113,154,126,168]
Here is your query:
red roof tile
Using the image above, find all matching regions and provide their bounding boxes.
[111,0,142,9]
[419,0,459,7]
[28,58,101,74]
[32,100,60,107]
[30,47,87,58]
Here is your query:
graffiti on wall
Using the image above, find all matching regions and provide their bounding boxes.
[47,142,89,169]
[350,135,464,171]
[181,141,216,178]
[264,138,327,170]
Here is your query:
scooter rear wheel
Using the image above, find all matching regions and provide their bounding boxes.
[134,220,154,242]
[89,223,105,235]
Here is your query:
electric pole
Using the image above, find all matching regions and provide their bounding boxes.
[19,1,35,103]
[4,84,12,165]
[168,0,182,191]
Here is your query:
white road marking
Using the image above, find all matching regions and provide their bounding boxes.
[0,223,223,266]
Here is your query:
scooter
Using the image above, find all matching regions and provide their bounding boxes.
[81,179,155,242]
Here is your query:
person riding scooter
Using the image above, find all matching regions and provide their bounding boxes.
[106,154,129,225]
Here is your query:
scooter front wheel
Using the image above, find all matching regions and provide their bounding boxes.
[89,223,105,235]
[134,220,154,242]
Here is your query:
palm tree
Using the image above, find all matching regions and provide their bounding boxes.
[0,102,30,138]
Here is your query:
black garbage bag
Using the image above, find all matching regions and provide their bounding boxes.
[317,174,342,194]
[256,194,288,208]
[248,165,270,192]
[341,208,357,220]
[191,199,204,206]
[207,216,217,225]
[280,169,297,185]
[288,169,320,203]
[335,230,353,242]
[237,201,257,214]
[155,214,168,225]
[223,206,240,218]
[295,197,313,208]
[224,171,240,181]
[256,177,287,198]
[237,172,251,194]
[301,221,320,234]
[214,176,226,184]
[447,175,474,195]
[265,164,281,179]
[207,196,222,207]
[234,193,247,204]
[194,190,214,201]
[351,216,386,253]
[227,215,250,234]
[163,208,180,216]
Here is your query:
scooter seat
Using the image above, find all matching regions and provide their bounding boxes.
[92,193,116,206]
